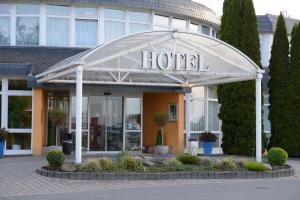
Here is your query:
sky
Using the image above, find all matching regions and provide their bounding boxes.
[194,0,300,19]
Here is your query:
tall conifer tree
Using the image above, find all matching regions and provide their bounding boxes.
[268,14,290,149]
[287,23,300,156]
[218,0,263,155]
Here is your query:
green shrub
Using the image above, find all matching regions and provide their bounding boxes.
[98,157,114,171]
[156,129,163,146]
[46,150,65,170]
[199,158,215,170]
[116,151,131,161]
[214,158,237,171]
[177,153,199,165]
[163,158,184,171]
[243,160,267,172]
[80,159,102,172]
[268,147,288,166]
[118,155,144,171]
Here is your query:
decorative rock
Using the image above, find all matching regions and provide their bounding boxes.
[264,163,272,171]
[61,163,76,172]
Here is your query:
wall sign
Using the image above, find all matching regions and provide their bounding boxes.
[142,51,208,72]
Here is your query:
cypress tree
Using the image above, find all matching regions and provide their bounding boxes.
[287,23,300,156]
[268,14,290,149]
[218,0,264,155]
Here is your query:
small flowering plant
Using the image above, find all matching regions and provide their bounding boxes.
[199,132,217,142]
[0,128,9,141]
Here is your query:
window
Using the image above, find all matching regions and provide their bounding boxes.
[202,25,210,35]
[46,5,70,46]
[128,11,150,34]
[172,18,186,30]
[153,14,169,30]
[104,9,125,42]
[190,22,199,33]
[0,4,11,45]
[75,7,98,47]
[263,96,271,135]
[8,96,32,129]
[190,99,205,131]
[8,80,31,90]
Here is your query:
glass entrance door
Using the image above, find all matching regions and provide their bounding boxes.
[89,96,123,151]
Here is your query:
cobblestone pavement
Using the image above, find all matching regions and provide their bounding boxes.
[0,156,299,198]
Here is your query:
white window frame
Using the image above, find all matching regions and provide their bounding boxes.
[103,8,126,43]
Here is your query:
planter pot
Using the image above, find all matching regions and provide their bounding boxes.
[203,142,213,156]
[189,141,199,156]
[12,144,21,150]
[156,145,169,155]
[0,140,4,159]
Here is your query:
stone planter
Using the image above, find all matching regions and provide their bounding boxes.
[156,145,169,154]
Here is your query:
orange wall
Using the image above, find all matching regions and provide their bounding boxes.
[32,88,47,155]
[143,93,184,154]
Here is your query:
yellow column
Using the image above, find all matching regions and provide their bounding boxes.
[32,88,46,155]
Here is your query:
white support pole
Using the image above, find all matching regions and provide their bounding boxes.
[256,73,263,163]
[185,93,191,149]
[75,65,83,164]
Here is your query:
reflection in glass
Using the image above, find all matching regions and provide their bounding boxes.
[0,17,10,45]
[125,98,141,130]
[71,96,89,130]
[6,133,31,150]
[8,80,31,90]
[16,17,39,46]
[8,96,32,128]
[125,132,141,151]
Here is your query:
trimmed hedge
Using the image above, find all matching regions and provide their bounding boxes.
[243,161,267,172]
[268,147,288,166]
[46,150,65,170]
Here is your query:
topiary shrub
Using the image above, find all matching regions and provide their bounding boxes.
[118,155,144,171]
[243,160,267,172]
[46,150,65,170]
[163,158,184,171]
[177,153,199,165]
[214,158,237,171]
[79,159,102,172]
[98,157,114,171]
[268,147,288,166]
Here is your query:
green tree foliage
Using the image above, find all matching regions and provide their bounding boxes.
[218,0,265,155]
[268,14,290,150]
[286,23,300,156]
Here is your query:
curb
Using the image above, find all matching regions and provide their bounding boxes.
[36,167,295,180]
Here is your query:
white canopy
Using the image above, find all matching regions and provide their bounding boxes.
[36,31,263,87]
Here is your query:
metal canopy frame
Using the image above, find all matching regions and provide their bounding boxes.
[35,31,264,164]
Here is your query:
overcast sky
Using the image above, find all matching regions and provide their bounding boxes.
[194,0,300,19]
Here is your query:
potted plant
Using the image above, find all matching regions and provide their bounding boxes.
[199,132,217,156]
[188,138,199,156]
[0,128,9,159]
[154,112,169,154]
[48,108,66,146]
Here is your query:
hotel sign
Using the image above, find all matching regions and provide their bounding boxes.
[142,51,208,72]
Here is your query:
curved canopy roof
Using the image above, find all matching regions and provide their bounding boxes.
[36,31,263,87]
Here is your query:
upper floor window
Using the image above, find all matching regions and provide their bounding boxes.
[75,7,98,47]
[202,25,210,36]
[46,5,70,46]
[153,14,169,30]
[0,4,11,45]
[128,11,150,34]
[190,22,199,33]
[16,4,40,46]
[104,9,125,42]
[172,18,186,31]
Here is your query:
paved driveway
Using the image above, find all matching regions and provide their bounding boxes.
[0,156,299,199]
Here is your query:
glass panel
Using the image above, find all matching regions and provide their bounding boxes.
[208,87,217,99]
[71,96,88,130]
[154,14,169,30]
[104,20,125,42]
[71,131,88,150]
[16,17,39,46]
[173,18,186,30]
[47,5,70,16]
[129,23,149,34]
[8,80,31,90]
[197,132,220,148]
[47,18,70,46]
[6,133,31,150]
[202,25,210,35]
[190,22,199,32]
[128,11,149,23]
[190,100,205,131]
[125,132,141,151]
[0,4,10,14]
[75,7,97,17]
[8,96,32,129]
[191,87,205,98]
[16,4,39,15]
[208,101,220,131]
[125,98,141,130]
[104,9,125,20]
[0,17,10,45]
[75,19,97,46]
